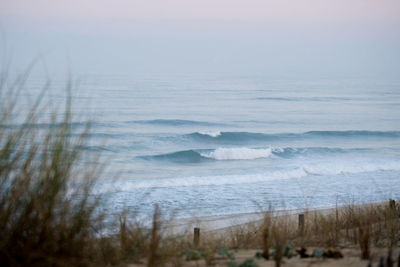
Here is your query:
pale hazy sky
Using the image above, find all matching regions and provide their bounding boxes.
[2,0,400,22]
[1,0,400,76]
[2,0,400,34]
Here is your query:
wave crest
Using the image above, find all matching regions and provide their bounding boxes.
[197,131,221,137]
[200,147,272,160]
[140,147,274,162]
[139,146,372,163]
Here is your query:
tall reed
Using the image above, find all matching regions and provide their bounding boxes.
[0,68,104,266]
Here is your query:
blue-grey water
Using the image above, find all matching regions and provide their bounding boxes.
[25,73,400,218]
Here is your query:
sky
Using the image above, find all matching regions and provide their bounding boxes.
[1,0,400,77]
[2,0,400,24]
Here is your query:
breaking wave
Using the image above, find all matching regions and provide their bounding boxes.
[200,147,272,160]
[140,147,273,162]
[139,146,370,163]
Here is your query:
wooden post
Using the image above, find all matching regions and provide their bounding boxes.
[389,199,395,210]
[298,214,305,235]
[194,227,200,246]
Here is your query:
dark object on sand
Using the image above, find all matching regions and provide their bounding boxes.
[296,247,310,258]
[378,256,385,267]
[255,251,269,260]
[322,247,343,259]
[387,250,393,267]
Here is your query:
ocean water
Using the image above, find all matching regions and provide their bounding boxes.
[25,73,400,218]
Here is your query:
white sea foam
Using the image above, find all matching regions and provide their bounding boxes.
[200,147,272,160]
[97,159,400,191]
[302,160,400,176]
[100,168,308,191]
[198,131,221,137]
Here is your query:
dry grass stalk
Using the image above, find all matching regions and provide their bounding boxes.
[119,211,150,262]
[341,205,374,260]
[384,201,400,251]
[147,204,162,266]
[271,216,289,267]
[227,222,259,250]
[261,210,272,259]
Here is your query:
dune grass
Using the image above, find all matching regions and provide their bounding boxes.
[0,69,106,266]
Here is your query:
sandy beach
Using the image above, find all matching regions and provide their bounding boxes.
[109,201,394,266]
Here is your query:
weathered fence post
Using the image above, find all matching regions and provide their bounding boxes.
[298,213,305,235]
[389,199,396,210]
[194,227,200,246]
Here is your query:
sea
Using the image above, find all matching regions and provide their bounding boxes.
[24,72,400,219]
